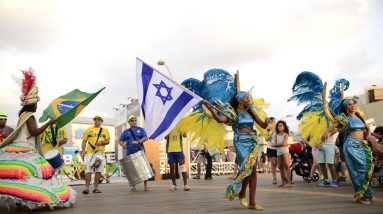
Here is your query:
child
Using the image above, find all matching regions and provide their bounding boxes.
[260,152,267,173]
[72,151,83,180]
[272,120,292,187]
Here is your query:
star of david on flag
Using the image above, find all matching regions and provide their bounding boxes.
[136,58,201,141]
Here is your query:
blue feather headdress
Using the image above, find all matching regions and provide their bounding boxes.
[287,71,324,120]
[328,79,350,115]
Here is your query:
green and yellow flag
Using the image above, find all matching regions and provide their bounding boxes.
[39,87,105,128]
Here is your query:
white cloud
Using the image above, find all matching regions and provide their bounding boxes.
[1,0,382,132]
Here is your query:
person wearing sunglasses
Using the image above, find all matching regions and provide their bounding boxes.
[81,114,110,194]
[119,115,149,191]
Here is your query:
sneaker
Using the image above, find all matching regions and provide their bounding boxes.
[319,180,331,187]
[339,176,347,182]
[356,197,371,205]
[272,179,277,185]
[330,180,338,188]
[169,185,177,191]
[184,185,191,191]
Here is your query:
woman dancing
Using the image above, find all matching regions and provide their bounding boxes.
[0,69,76,210]
[322,97,374,204]
[203,91,269,210]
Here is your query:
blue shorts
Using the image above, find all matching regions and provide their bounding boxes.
[167,152,185,164]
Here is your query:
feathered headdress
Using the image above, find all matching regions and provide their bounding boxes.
[287,71,324,120]
[19,68,39,106]
[288,71,350,146]
[328,79,350,115]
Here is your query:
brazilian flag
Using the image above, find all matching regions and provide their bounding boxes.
[39,87,105,128]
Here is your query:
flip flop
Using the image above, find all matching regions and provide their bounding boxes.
[82,189,89,194]
[93,189,102,193]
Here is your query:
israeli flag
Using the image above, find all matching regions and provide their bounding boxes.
[136,58,201,141]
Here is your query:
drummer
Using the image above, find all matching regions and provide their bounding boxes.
[81,114,110,194]
[41,124,68,156]
[119,115,149,191]
[41,124,67,177]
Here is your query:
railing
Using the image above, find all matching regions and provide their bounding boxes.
[189,162,236,176]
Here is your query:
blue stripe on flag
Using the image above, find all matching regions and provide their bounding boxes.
[150,91,193,139]
[141,63,154,118]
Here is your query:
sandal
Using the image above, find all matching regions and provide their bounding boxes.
[239,197,248,207]
[92,189,102,193]
[248,203,264,211]
[82,189,89,194]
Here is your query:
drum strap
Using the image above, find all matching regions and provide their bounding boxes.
[129,128,142,150]
[88,128,103,151]
[50,125,59,147]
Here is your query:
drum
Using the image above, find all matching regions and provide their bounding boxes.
[119,150,154,186]
[89,152,105,168]
[44,149,64,170]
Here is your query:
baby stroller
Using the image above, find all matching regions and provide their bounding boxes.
[371,151,383,187]
[289,141,319,182]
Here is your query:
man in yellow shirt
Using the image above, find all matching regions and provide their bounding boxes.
[0,111,14,143]
[166,129,190,191]
[81,114,110,194]
[41,124,68,156]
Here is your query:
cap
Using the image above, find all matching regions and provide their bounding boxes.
[0,111,7,119]
[93,114,104,122]
[128,115,137,122]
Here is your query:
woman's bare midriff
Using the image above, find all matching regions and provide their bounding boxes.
[348,131,364,140]
[238,128,253,134]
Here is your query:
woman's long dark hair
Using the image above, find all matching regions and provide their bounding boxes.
[340,99,367,129]
[276,120,289,134]
[18,103,37,116]
[229,92,258,119]
[229,93,239,113]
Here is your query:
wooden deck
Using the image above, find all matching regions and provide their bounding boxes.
[1,173,383,213]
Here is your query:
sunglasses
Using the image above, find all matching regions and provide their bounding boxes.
[0,118,6,121]
[129,120,137,122]
[94,118,102,121]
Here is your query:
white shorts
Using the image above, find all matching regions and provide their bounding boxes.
[277,147,289,156]
[317,144,335,164]
[86,153,106,173]
[195,153,205,164]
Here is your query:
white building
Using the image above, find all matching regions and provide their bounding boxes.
[356,85,383,129]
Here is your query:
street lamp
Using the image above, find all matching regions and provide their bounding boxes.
[157,59,174,80]
[280,114,293,120]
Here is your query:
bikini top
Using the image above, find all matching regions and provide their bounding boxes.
[347,116,365,132]
[234,110,254,131]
